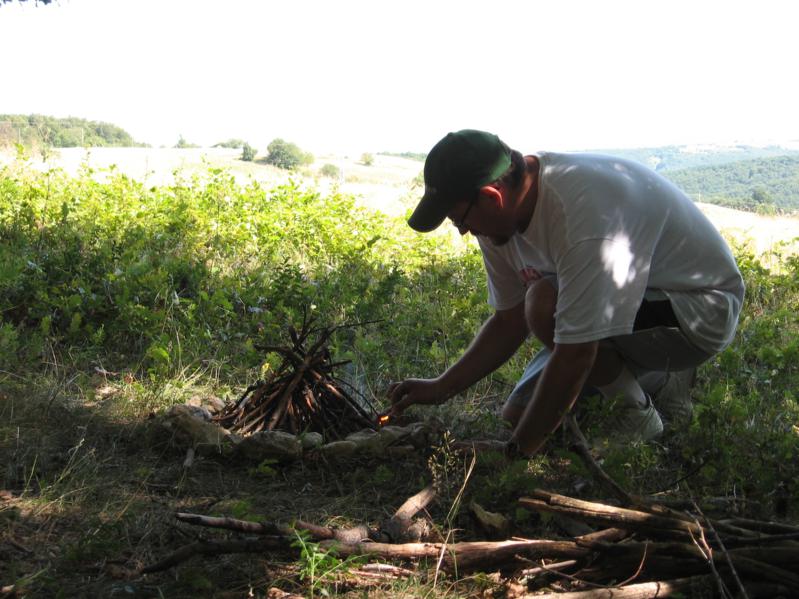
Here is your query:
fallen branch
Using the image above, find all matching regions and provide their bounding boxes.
[519,575,716,598]
[140,537,287,574]
[141,487,799,594]
[520,491,704,538]
[322,538,591,572]
[565,415,634,507]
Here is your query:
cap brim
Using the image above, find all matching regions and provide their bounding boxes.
[408,189,453,232]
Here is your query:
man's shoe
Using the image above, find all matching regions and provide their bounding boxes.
[615,395,664,442]
[594,395,664,447]
[652,368,696,426]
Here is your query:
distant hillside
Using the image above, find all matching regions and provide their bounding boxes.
[0,114,144,148]
[660,156,799,213]
[591,144,799,172]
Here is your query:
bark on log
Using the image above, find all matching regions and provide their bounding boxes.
[322,538,591,572]
[174,512,373,544]
[520,493,703,538]
[721,517,799,535]
[519,575,716,598]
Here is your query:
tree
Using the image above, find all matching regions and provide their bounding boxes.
[360,152,374,166]
[265,138,313,170]
[213,139,247,149]
[174,135,199,149]
[240,143,256,162]
[319,164,341,179]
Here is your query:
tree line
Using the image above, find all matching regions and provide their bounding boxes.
[0,114,143,148]
[662,155,799,214]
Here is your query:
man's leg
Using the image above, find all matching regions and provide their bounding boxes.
[516,279,664,441]
[502,278,603,426]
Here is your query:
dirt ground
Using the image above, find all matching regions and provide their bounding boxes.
[2,147,798,597]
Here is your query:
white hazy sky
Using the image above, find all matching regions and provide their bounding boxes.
[2,0,798,154]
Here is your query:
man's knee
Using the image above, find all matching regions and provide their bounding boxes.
[525,278,557,348]
[502,402,523,427]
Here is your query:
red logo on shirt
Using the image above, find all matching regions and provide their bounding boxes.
[520,267,542,286]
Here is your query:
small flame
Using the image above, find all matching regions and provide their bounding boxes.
[378,414,390,426]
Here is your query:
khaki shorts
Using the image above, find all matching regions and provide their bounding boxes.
[505,277,712,410]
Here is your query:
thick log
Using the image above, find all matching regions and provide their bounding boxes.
[721,517,799,535]
[174,512,372,544]
[722,554,799,593]
[520,559,580,579]
[518,575,716,598]
[520,493,703,537]
[393,485,436,521]
[576,556,710,585]
[323,538,591,572]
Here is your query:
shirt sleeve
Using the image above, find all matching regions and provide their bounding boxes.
[554,238,651,344]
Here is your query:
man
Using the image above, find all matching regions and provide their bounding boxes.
[388,129,744,457]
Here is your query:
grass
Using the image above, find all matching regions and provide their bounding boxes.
[1,156,798,597]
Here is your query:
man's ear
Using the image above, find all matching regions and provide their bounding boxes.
[478,184,504,208]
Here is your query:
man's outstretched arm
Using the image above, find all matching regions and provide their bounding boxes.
[388,301,528,414]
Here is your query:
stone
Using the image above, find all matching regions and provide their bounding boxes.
[163,404,231,449]
[345,429,387,455]
[469,501,510,539]
[236,430,303,462]
[187,394,227,414]
[377,425,410,447]
[316,440,358,460]
[298,431,324,450]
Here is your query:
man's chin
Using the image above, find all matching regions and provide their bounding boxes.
[490,236,511,246]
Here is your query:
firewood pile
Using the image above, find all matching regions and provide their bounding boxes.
[141,486,799,597]
[213,317,377,440]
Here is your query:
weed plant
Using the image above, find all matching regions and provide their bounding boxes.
[1,155,798,597]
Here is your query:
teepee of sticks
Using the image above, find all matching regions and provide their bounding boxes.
[214,316,378,439]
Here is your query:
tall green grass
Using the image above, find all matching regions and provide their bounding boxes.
[1,157,797,511]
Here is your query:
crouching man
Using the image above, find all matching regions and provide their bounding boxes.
[388,129,744,457]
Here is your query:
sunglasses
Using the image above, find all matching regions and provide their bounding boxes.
[450,196,478,228]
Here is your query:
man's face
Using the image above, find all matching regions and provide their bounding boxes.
[446,187,513,246]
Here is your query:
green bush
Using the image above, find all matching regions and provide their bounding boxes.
[174,135,199,149]
[1,157,798,512]
[240,143,256,162]
[265,138,313,170]
[213,139,247,149]
[360,152,374,166]
[319,164,341,178]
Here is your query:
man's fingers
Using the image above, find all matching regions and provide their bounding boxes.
[388,382,408,404]
[389,394,414,416]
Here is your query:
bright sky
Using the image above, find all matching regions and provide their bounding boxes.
[2,0,798,155]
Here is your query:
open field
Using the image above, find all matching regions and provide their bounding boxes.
[3,146,796,254]
[1,146,798,597]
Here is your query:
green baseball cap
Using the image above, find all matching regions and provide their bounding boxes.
[408,129,511,232]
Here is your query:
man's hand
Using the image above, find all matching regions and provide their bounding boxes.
[387,378,447,415]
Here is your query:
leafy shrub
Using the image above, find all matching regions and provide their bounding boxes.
[240,143,256,162]
[360,152,374,166]
[265,138,313,170]
[213,139,247,149]
[174,135,199,149]
[319,164,341,179]
[2,156,798,514]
